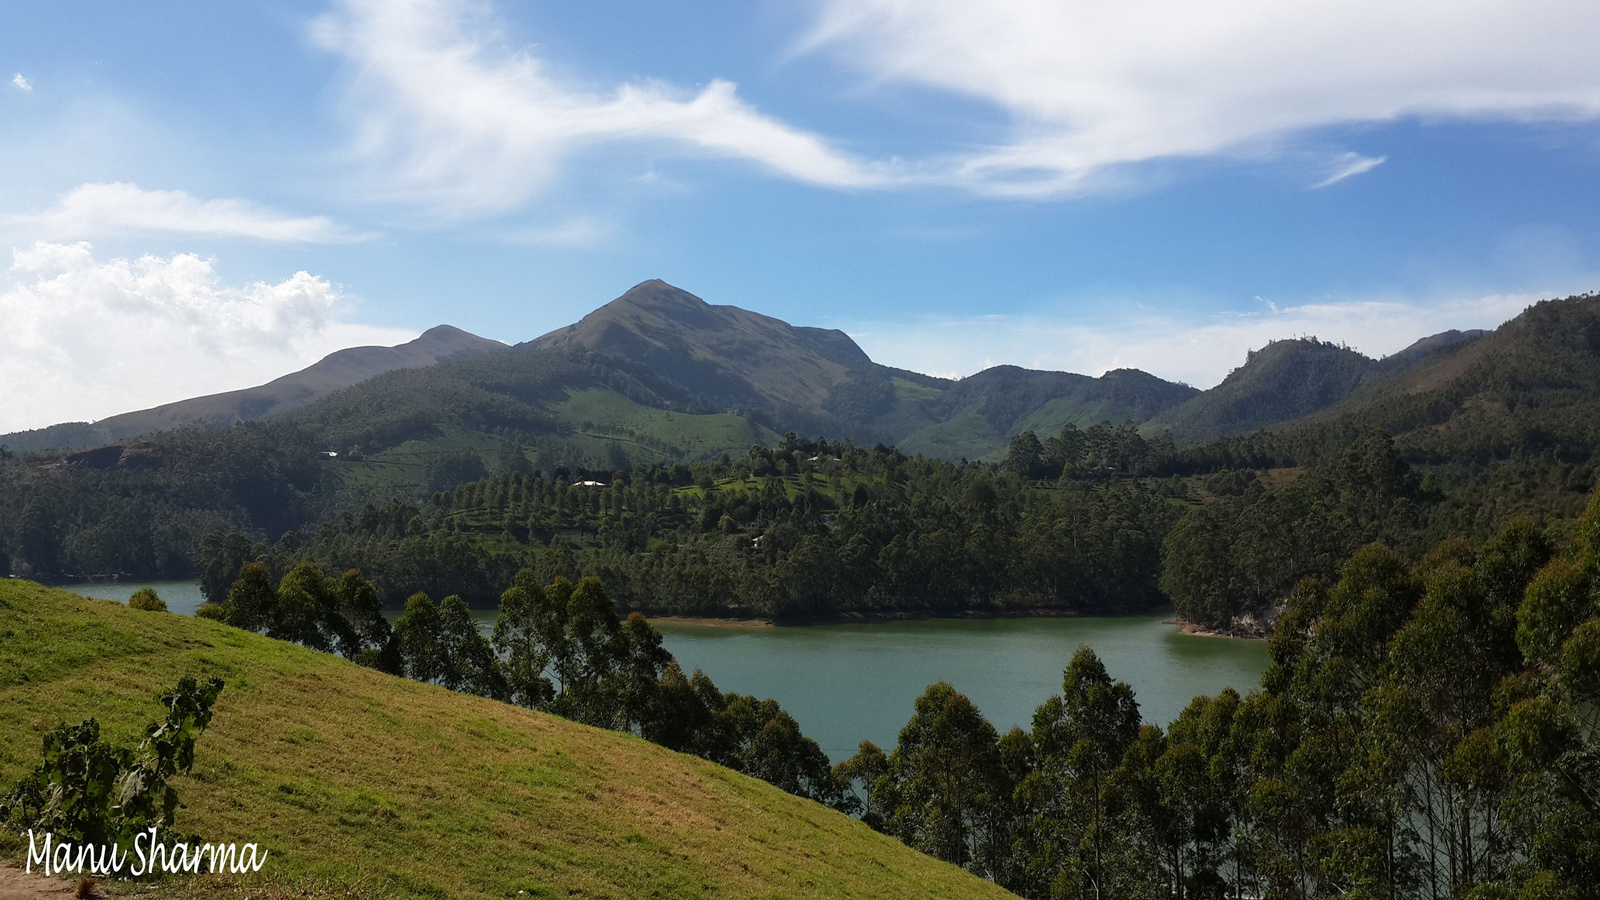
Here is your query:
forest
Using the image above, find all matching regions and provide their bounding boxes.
[172,424,1592,633]
[4,411,1598,634]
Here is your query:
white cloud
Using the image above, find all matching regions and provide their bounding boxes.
[313,0,896,216]
[804,1,1600,196]
[3,182,364,243]
[1312,153,1387,189]
[0,243,414,433]
[11,74,30,92]
[846,291,1553,389]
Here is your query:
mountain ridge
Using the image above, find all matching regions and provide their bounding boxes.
[1,324,508,453]
[1,279,1522,464]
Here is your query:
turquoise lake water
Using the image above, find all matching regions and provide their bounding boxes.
[63,580,1269,761]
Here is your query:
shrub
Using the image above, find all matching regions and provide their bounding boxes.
[127,588,167,612]
[194,602,227,621]
[0,676,224,850]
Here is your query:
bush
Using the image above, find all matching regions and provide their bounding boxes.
[194,601,227,621]
[127,587,167,612]
[0,676,224,851]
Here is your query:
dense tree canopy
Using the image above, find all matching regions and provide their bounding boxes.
[842,486,1600,900]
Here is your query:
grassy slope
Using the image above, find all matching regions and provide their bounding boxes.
[552,387,780,458]
[0,583,1012,900]
[895,411,1006,462]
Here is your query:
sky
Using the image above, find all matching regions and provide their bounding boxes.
[4,0,1600,432]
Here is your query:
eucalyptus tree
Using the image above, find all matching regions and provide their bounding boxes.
[853,682,1013,877]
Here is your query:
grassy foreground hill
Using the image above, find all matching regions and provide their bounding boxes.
[0,582,1012,900]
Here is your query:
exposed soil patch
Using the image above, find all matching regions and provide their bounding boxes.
[0,865,85,900]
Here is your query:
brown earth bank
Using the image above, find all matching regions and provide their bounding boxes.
[645,615,774,629]
[1164,615,1276,639]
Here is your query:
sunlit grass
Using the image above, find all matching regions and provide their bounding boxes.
[0,581,1013,900]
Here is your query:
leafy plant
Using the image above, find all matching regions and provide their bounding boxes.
[0,676,224,851]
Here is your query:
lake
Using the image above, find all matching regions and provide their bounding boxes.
[653,616,1269,760]
[64,579,1270,761]
[63,579,210,614]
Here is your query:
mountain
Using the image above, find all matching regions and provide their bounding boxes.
[1,325,507,453]
[1292,294,1600,462]
[893,365,1199,460]
[1374,328,1488,375]
[1157,329,1490,443]
[529,279,881,420]
[523,280,1198,459]
[8,278,1536,477]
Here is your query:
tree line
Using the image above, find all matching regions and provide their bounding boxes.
[10,412,1596,636]
[198,562,853,812]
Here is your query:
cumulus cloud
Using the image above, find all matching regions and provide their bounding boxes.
[312,0,895,215]
[0,242,414,433]
[804,1,1600,196]
[846,291,1551,389]
[3,182,363,243]
[11,73,31,92]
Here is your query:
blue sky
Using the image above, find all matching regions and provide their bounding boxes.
[4,0,1600,432]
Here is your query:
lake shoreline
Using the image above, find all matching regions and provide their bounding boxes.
[651,606,1191,629]
[53,576,1268,642]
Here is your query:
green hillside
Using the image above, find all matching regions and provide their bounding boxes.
[0,581,1013,900]
[0,326,507,454]
[1156,329,1489,444]
[1308,294,1600,461]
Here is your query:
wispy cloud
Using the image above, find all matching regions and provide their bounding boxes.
[1312,153,1387,189]
[10,73,31,92]
[2,182,365,243]
[313,0,898,217]
[307,0,1600,212]
[846,291,1554,389]
[0,243,413,432]
[804,1,1600,197]
[505,216,613,249]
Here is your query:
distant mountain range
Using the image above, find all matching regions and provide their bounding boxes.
[2,326,507,454]
[0,278,1540,466]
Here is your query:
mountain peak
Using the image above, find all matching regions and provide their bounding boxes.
[419,324,474,338]
[530,282,876,415]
